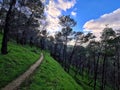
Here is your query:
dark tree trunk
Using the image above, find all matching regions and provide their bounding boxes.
[68,39,78,73]
[30,37,33,47]
[65,37,68,71]
[1,0,16,54]
[94,54,100,90]
[63,36,67,71]
[116,46,120,90]
[40,37,44,50]
[87,58,91,79]
[101,54,107,90]
[16,32,19,44]
[0,28,3,34]
[53,43,57,59]
[63,44,67,70]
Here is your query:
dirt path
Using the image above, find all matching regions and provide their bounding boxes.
[2,53,43,90]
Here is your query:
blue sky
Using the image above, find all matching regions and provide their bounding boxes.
[1,0,120,37]
[66,0,120,32]
[44,0,120,37]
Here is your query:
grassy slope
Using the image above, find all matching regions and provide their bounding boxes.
[21,52,83,90]
[69,66,113,90]
[0,33,111,90]
[0,34,41,88]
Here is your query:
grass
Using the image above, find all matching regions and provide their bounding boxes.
[69,67,113,90]
[0,34,41,88]
[21,51,83,90]
[0,33,113,90]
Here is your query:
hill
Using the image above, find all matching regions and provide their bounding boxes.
[0,34,83,90]
[21,51,83,90]
[0,34,41,88]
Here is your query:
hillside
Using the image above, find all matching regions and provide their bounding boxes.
[0,34,83,90]
[0,34,41,88]
[21,51,83,90]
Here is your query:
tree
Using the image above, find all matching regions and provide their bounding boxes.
[100,27,116,90]
[40,30,48,50]
[110,35,120,90]
[87,40,101,90]
[53,32,62,59]
[0,0,45,54]
[1,0,16,54]
[59,15,76,71]
[67,31,83,72]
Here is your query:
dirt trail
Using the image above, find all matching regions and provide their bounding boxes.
[2,53,43,90]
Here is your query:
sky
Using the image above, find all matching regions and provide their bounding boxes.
[0,0,120,38]
[44,0,120,38]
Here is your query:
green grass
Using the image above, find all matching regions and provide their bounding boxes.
[0,34,41,88]
[0,33,113,90]
[69,67,113,90]
[21,51,83,90]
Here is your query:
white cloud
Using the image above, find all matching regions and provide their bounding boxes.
[45,0,76,34]
[71,11,77,16]
[57,0,76,11]
[83,8,120,38]
[46,1,61,17]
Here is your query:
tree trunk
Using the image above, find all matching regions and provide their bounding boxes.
[1,0,16,54]
[68,39,78,73]
[101,54,107,90]
[54,43,57,59]
[94,54,100,90]
[116,46,120,90]
[63,36,67,71]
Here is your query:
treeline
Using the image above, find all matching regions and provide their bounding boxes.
[48,27,120,90]
[0,0,120,90]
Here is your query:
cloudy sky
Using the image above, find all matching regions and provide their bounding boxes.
[44,0,120,37]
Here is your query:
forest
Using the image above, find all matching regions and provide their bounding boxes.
[0,0,120,90]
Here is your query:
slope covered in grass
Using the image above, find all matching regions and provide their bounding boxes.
[69,67,113,90]
[0,34,41,88]
[21,52,83,90]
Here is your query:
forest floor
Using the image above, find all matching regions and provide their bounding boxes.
[2,53,43,90]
